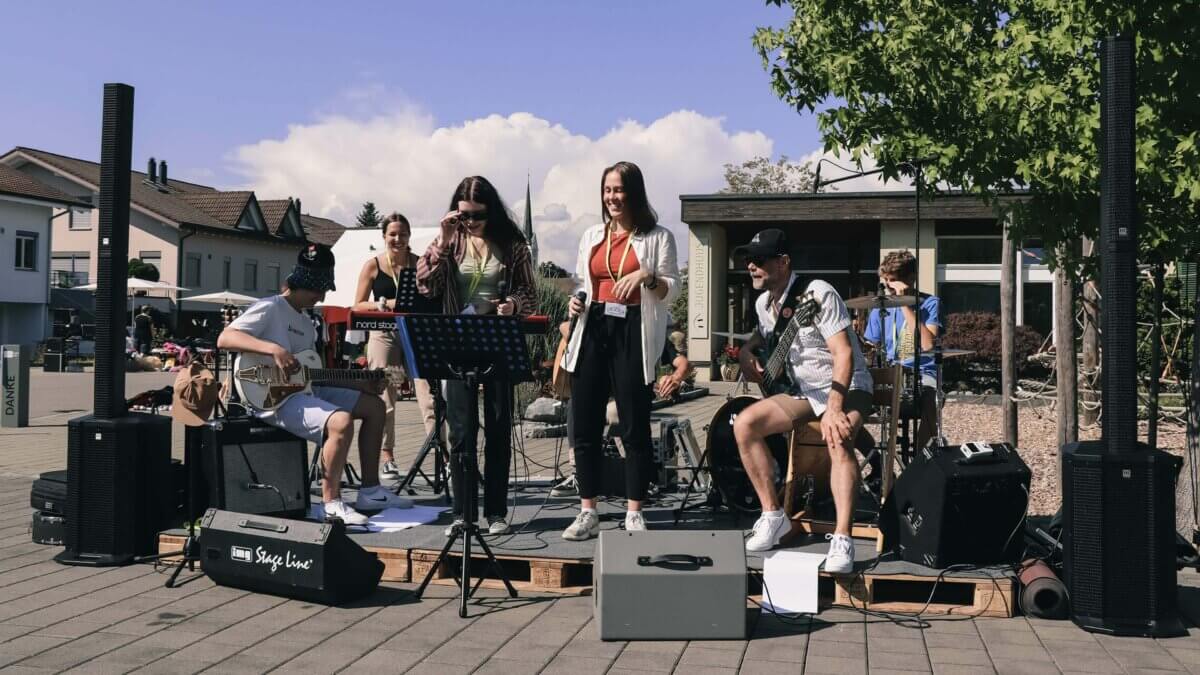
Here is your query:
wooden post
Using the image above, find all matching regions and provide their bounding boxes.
[1054,257,1078,489]
[1000,218,1018,445]
[1081,238,1100,426]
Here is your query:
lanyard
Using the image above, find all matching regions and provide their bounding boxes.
[605,227,634,282]
[466,238,491,299]
[383,251,403,299]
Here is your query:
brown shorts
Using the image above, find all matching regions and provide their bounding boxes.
[765,388,873,424]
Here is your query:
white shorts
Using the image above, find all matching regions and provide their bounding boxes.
[259,386,362,444]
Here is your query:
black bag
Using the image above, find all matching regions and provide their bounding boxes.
[30,470,68,516]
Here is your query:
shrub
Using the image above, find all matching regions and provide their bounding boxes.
[942,312,1043,366]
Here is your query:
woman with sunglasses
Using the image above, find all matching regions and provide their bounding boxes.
[416,176,536,535]
[558,161,680,540]
[352,212,437,482]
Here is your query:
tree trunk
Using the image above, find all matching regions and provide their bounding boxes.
[1081,238,1101,426]
[1001,219,1018,445]
[1055,261,1078,455]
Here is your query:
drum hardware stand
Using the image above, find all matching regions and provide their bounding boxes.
[395,384,450,498]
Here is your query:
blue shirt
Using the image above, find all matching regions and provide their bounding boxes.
[864,294,941,377]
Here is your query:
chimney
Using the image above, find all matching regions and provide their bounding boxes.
[147,157,157,183]
[159,159,168,186]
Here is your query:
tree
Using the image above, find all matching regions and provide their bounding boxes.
[537,260,570,278]
[753,0,1200,268]
[720,155,823,194]
[356,202,382,229]
[670,265,689,337]
[127,258,160,282]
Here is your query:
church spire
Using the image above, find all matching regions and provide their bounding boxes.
[523,173,538,268]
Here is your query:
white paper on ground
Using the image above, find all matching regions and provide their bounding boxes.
[307,504,442,533]
[761,550,826,615]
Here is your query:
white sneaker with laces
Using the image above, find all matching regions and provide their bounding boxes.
[562,510,600,541]
[624,511,647,532]
[487,517,510,535]
[323,500,369,526]
[354,486,413,511]
[444,518,466,537]
[824,534,855,574]
[745,511,789,552]
[379,460,400,480]
[550,474,578,497]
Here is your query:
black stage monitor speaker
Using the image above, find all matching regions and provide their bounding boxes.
[186,417,310,520]
[1062,441,1184,636]
[882,443,1030,568]
[199,508,383,605]
[56,414,173,566]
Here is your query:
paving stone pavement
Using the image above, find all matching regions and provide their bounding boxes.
[3,372,1200,672]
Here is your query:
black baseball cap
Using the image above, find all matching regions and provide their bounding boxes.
[733,228,789,260]
[287,243,337,292]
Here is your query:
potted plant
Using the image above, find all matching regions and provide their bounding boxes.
[717,344,741,382]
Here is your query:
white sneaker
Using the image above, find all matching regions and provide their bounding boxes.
[487,517,510,535]
[444,518,466,536]
[550,474,578,497]
[745,511,789,552]
[624,511,647,532]
[379,460,400,480]
[323,500,369,526]
[824,534,855,574]
[354,486,413,511]
[562,510,600,541]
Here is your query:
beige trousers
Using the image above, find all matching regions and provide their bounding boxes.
[366,330,436,450]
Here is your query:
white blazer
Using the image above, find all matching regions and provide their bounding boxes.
[561,223,681,385]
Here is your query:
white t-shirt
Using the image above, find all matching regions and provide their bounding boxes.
[755,275,872,415]
[228,295,316,355]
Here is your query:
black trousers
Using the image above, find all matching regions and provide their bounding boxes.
[444,378,512,519]
[570,305,652,501]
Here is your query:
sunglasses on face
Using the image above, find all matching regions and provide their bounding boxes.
[458,211,488,222]
[747,254,781,267]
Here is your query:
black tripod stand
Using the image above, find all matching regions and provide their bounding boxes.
[395,384,450,498]
[394,313,532,617]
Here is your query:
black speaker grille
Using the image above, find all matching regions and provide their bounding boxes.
[1104,458,1152,618]
[1099,37,1137,448]
[95,84,135,419]
[1067,459,1104,617]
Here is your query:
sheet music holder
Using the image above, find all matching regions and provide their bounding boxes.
[396,313,531,616]
[390,268,420,312]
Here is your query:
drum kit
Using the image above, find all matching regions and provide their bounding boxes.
[700,291,975,515]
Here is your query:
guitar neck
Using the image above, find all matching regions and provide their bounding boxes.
[305,367,382,382]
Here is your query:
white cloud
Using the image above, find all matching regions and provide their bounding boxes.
[230,109,773,268]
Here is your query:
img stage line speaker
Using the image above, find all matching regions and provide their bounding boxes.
[186,417,310,520]
[199,509,383,605]
[881,443,1031,568]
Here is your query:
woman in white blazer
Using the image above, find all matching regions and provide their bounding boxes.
[559,161,680,540]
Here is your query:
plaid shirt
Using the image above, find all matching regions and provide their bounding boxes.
[415,230,536,317]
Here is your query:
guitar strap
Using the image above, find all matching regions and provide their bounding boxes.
[768,277,806,348]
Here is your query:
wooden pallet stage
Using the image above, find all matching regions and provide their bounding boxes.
[157,532,1016,615]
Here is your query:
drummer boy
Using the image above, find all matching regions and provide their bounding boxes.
[862,250,942,452]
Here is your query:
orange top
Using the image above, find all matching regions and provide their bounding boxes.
[590,228,641,304]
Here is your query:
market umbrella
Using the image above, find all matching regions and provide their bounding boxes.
[180,290,260,306]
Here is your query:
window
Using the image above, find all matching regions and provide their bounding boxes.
[185,253,202,287]
[939,282,1000,316]
[14,231,37,271]
[51,252,90,287]
[266,264,280,292]
[68,207,91,230]
[139,250,162,274]
[222,257,231,290]
[244,259,258,291]
[936,237,1002,265]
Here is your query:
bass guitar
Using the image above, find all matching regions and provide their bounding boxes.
[234,349,404,411]
[756,291,821,396]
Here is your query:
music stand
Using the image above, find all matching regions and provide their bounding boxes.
[391,268,420,312]
[394,382,450,497]
[397,314,531,617]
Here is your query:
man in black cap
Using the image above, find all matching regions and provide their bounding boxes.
[218,244,412,525]
[729,229,873,574]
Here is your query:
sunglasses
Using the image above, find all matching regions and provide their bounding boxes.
[746,254,782,267]
[458,210,488,222]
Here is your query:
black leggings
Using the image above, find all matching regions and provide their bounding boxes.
[444,379,512,519]
[570,305,652,501]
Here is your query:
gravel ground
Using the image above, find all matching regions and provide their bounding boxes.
[939,400,1195,528]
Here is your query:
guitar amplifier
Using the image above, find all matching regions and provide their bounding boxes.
[595,530,747,640]
[186,417,310,519]
[200,508,383,605]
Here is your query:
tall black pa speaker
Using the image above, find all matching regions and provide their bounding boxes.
[185,417,310,519]
[881,443,1031,568]
[199,509,384,605]
[1062,441,1183,636]
[1060,36,1185,637]
[55,414,173,565]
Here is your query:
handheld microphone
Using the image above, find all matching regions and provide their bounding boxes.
[564,291,588,357]
[497,280,509,313]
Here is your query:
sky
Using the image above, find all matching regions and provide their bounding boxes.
[0,1,904,266]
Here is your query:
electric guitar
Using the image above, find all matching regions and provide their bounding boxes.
[234,349,404,411]
[756,291,821,397]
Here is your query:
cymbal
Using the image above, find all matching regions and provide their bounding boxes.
[938,348,975,358]
[844,294,918,310]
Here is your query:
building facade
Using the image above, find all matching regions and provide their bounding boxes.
[681,191,1053,381]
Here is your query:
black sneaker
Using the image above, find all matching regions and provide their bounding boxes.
[550,474,578,497]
